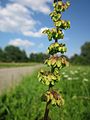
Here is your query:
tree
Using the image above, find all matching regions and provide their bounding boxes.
[20,50,28,62]
[29,53,49,63]
[38,0,70,120]
[29,53,36,62]
[4,45,28,62]
[70,42,90,65]
[81,42,90,64]
[70,54,84,65]
[0,48,6,62]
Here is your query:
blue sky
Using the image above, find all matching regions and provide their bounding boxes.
[0,0,90,57]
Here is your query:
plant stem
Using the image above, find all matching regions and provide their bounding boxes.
[55,39,58,43]
[43,101,50,120]
[43,83,52,120]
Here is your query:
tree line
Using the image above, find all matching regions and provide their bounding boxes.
[70,42,90,65]
[0,45,49,63]
[0,42,90,65]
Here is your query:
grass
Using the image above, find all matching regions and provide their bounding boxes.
[0,62,39,68]
[0,65,90,120]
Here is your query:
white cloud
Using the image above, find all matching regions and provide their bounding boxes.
[0,3,36,33]
[9,38,35,47]
[23,27,50,37]
[0,0,51,36]
[10,0,51,14]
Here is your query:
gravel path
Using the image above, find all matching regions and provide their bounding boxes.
[0,64,43,94]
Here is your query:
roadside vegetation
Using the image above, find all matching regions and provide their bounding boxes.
[0,62,39,68]
[0,66,90,120]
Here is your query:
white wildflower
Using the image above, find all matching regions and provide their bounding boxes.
[83,78,88,82]
[77,67,81,70]
[83,72,87,75]
[74,70,78,74]
[64,75,68,78]
[62,72,65,75]
[67,77,72,80]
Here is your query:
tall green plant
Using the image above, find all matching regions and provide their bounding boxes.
[38,0,70,119]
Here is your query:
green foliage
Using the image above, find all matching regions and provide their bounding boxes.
[0,46,49,63]
[0,45,28,62]
[4,45,28,62]
[81,42,90,63]
[0,48,6,62]
[29,53,49,63]
[0,66,90,120]
[81,42,90,57]
[70,42,90,65]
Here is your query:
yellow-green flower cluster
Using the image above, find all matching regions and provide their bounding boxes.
[49,11,62,22]
[53,1,70,12]
[45,56,68,68]
[38,70,61,86]
[42,90,64,107]
[54,20,70,29]
[47,42,67,55]
[42,28,64,41]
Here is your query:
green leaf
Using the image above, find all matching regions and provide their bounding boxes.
[51,81,54,85]
[56,60,61,67]
[63,47,67,52]
[49,12,53,17]
[55,33,58,38]
[54,13,61,21]
[67,21,70,25]
[66,1,70,6]
[58,1,62,6]
[42,29,48,34]
[59,47,62,51]
[54,43,59,47]
[52,16,57,22]
[52,99,56,105]
[51,59,56,65]
[53,3,56,7]
[54,68,59,74]
[46,80,50,85]
[38,77,42,81]
[48,34,52,41]
[47,75,52,81]
[55,21,61,27]
[51,75,56,80]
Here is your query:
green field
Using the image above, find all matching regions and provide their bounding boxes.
[0,62,39,68]
[0,66,90,120]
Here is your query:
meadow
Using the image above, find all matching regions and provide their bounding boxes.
[0,62,38,68]
[0,65,90,120]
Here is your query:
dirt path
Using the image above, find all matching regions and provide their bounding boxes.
[0,64,43,94]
